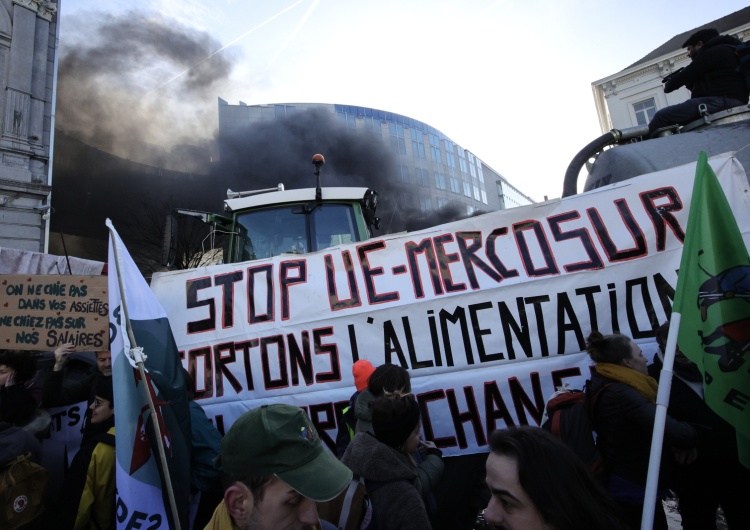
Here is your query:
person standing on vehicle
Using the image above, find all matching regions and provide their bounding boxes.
[648,28,749,136]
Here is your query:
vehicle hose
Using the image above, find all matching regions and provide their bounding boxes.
[561,132,617,198]
[562,125,649,198]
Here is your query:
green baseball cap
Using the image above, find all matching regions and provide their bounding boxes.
[218,404,352,502]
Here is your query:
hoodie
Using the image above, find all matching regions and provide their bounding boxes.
[342,432,431,530]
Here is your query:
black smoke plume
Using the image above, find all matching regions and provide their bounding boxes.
[52,11,467,266]
[57,10,233,163]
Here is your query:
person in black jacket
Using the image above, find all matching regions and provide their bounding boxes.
[0,350,40,427]
[586,331,697,530]
[648,28,749,136]
[650,323,750,530]
[42,343,112,441]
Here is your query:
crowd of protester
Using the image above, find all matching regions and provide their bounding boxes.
[1,334,746,530]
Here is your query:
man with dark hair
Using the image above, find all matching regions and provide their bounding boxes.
[205,404,352,530]
[648,28,748,136]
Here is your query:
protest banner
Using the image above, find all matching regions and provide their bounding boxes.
[150,153,750,457]
[0,274,108,350]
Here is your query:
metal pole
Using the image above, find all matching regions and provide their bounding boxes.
[45,0,63,253]
[640,314,680,529]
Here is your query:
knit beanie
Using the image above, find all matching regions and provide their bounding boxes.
[372,397,420,449]
[352,360,376,392]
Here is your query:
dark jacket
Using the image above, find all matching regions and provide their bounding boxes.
[56,425,116,530]
[342,432,431,530]
[188,400,221,493]
[589,371,697,489]
[0,383,38,427]
[0,421,42,466]
[43,368,99,407]
[665,35,749,103]
[352,391,444,500]
[43,370,112,441]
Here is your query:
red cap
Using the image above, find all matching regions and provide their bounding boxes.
[352,360,376,391]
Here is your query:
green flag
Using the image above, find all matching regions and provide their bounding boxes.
[673,151,750,468]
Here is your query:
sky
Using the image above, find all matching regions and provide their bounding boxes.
[59,0,750,203]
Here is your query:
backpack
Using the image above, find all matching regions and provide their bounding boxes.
[318,476,371,530]
[318,476,406,530]
[731,41,750,92]
[541,381,610,481]
[0,452,49,530]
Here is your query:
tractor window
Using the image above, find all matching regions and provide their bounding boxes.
[311,204,359,251]
[234,203,360,261]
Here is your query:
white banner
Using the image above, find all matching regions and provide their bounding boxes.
[151,154,750,456]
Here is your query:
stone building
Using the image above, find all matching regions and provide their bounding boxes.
[0,0,58,252]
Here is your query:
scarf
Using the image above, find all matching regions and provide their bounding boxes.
[594,363,658,403]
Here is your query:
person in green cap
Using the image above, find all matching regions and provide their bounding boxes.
[204,403,353,530]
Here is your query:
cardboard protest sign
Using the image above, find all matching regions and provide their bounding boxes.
[0,275,109,351]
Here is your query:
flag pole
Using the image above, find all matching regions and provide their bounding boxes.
[108,227,182,530]
[640,314,681,530]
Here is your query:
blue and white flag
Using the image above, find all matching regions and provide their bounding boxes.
[107,220,191,530]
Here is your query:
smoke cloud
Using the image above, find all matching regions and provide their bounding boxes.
[52,10,471,264]
[57,10,234,162]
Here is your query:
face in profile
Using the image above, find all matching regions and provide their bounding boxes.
[0,364,13,386]
[484,452,553,530]
[96,351,112,376]
[89,395,114,424]
[623,340,648,375]
[230,476,320,530]
[404,422,421,454]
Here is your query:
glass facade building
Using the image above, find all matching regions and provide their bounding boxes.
[218,100,533,227]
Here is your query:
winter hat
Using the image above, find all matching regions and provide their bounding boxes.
[352,360,376,391]
[372,395,421,449]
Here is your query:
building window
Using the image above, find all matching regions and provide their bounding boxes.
[435,172,447,190]
[411,130,426,159]
[416,168,430,187]
[473,185,481,201]
[419,196,432,212]
[463,180,472,197]
[437,198,449,209]
[444,140,456,168]
[429,134,442,163]
[458,150,468,174]
[400,165,410,183]
[389,123,406,155]
[450,176,460,194]
[633,98,656,126]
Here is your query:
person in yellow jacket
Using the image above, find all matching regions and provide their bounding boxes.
[55,376,116,530]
